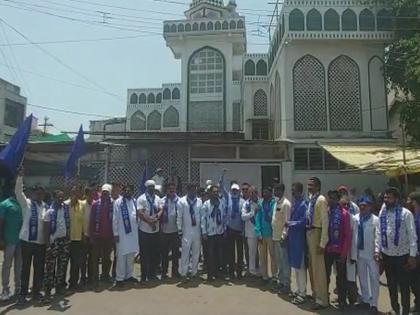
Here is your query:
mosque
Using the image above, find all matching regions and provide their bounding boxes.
[91,0,394,193]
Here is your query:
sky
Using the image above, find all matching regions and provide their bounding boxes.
[0,0,277,135]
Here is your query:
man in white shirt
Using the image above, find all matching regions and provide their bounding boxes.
[241,186,259,277]
[177,183,202,280]
[15,169,47,304]
[201,185,227,281]
[355,195,380,315]
[377,187,418,315]
[81,186,95,286]
[151,168,165,192]
[113,185,139,287]
[272,184,292,294]
[137,180,162,282]
[159,183,181,279]
[43,190,70,302]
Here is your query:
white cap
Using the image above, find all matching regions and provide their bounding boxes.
[155,185,162,192]
[231,183,240,191]
[101,184,112,193]
[145,180,156,187]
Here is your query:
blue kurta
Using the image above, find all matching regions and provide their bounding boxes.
[287,198,308,269]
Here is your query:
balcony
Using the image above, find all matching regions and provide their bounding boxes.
[163,17,245,36]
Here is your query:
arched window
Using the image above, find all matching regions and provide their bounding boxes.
[188,47,225,131]
[178,24,184,32]
[170,24,177,32]
[163,106,179,127]
[328,55,362,131]
[222,21,229,29]
[164,24,170,32]
[215,21,221,30]
[256,59,268,75]
[359,9,375,31]
[200,22,206,31]
[156,93,162,103]
[244,59,256,75]
[237,19,244,29]
[147,93,155,104]
[130,93,138,104]
[172,87,180,100]
[192,23,198,31]
[230,20,236,29]
[147,110,161,130]
[254,89,268,116]
[207,21,214,30]
[342,9,357,31]
[185,23,191,31]
[139,93,146,104]
[289,9,304,31]
[131,111,146,130]
[307,9,322,31]
[324,9,340,31]
[377,9,393,31]
[293,55,327,131]
[163,88,171,100]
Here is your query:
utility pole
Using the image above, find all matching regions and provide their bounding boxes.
[39,116,53,135]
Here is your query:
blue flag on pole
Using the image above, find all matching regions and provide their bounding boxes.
[138,161,150,195]
[64,125,86,179]
[0,114,33,179]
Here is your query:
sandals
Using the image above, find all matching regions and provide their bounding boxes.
[291,295,306,305]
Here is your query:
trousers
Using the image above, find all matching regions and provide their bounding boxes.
[179,233,201,277]
[207,234,224,278]
[383,254,411,315]
[20,241,46,297]
[325,253,347,305]
[44,238,69,293]
[306,228,328,306]
[357,257,380,307]
[226,227,244,277]
[2,244,22,293]
[116,252,135,281]
[258,237,275,280]
[247,237,258,276]
[69,240,84,287]
[160,232,180,277]
[139,230,160,281]
[273,240,291,286]
[90,238,113,283]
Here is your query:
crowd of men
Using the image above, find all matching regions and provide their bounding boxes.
[0,167,419,315]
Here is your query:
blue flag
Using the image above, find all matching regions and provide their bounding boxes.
[0,114,33,179]
[64,125,86,179]
[139,161,150,195]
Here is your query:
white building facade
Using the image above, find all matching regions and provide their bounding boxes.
[120,0,393,193]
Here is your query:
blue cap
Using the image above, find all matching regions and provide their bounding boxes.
[358,195,373,205]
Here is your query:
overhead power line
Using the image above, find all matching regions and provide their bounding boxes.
[28,103,116,118]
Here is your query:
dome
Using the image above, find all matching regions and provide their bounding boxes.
[190,0,224,8]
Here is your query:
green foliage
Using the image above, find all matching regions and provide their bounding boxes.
[383,0,420,142]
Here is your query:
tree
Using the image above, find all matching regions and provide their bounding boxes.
[383,0,420,143]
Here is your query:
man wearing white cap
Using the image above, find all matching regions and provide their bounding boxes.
[225,183,245,279]
[151,168,165,189]
[137,180,162,282]
[112,185,139,286]
[89,184,114,287]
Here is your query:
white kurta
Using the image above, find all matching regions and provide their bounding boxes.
[346,213,358,282]
[113,197,139,257]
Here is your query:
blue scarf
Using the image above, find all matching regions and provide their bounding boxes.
[50,202,70,235]
[162,195,178,224]
[94,198,113,236]
[308,193,320,227]
[357,213,372,250]
[380,204,402,248]
[121,198,133,234]
[245,200,255,225]
[262,200,273,223]
[29,201,41,241]
[328,204,342,246]
[146,193,157,217]
[210,199,222,226]
[231,195,240,219]
[187,197,197,227]
[415,212,420,253]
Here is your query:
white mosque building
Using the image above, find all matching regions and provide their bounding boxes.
[95,0,395,193]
